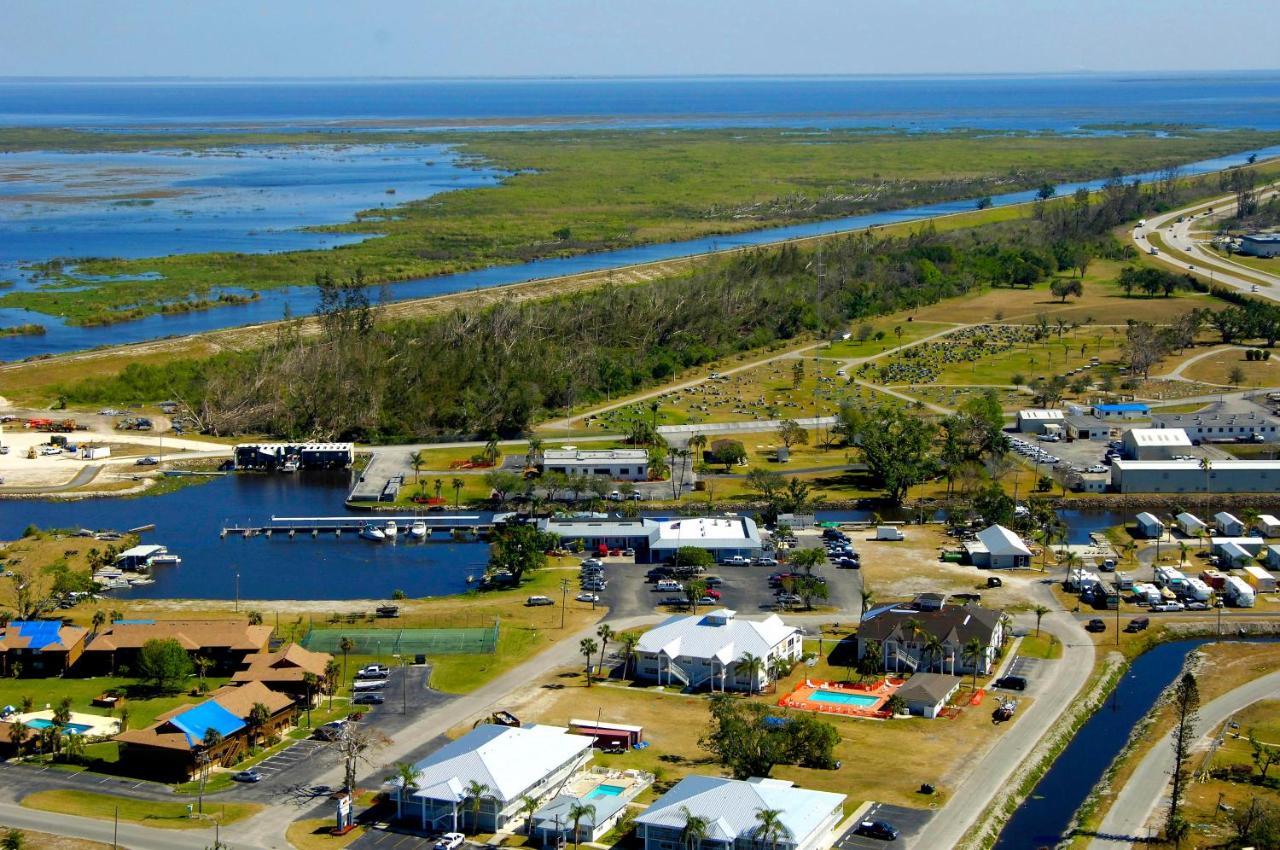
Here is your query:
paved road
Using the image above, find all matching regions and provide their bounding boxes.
[1089,668,1280,848]
[906,586,1096,850]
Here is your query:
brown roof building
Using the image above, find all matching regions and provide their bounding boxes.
[83,620,272,675]
[231,644,333,705]
[856,603,1006,676]
[114,681,295,780]
[0,620,88,676]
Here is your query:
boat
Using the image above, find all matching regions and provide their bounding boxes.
[408,520,427,540]
[280,455,301,473]
[150,553,182,567]
[384,520,398,539]
[360,524,386,542]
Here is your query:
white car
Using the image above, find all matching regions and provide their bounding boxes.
[1152,601,1186,612]
[435,833,465,850]
[576,592,600,603]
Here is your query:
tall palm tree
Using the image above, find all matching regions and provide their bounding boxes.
[580,638,598,686]
[617,632,641,679]
[197,728,224,815]
[452,477,464,509]
[1177,541,1189,567]
[596,625,614,678]
[302,672,319,728]
[922,633,946,673]
[1033,605,1050,637]
[339,636,355,685]
[388,761,419,820]
[325,659,341,710]
[859,588,875,624]
[8,720,27,758]
[464,780,492,834]
[434,478,444,502]
[1199,457,1212,512]
[519,795,541,836]
[753,807,793,850]
[246,702,270,754]
[738,652,765,695]
[688,434,708,464]
[679,806,710,850]
[90,609,106,636]
[962,636,986,687]
[61,729,86,765]
[567,801,597,850]
[1242,508,1262,537]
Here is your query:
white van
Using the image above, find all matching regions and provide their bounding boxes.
[875,526,905,541]
[655,579,681,592]
[353,679,387,692]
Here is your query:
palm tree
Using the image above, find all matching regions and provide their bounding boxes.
[580,638,599,686]
[339,636,355,685]
[117,708,130,734]
[617,631,641,680]
[325,659,341,710]
[1033,605,1049,637]
[302,672,319,728]
[596,625,614,678]
[483,437,500,467]
[738,652,765,695]
[246,702,270,754]
[679,806,710,850]
[519,795,541,836]
[567,801,597,850]
[753,807,793,850]
[464,780,492,834]
[962,636,986,687]
[859,588,876,624]
[193,654,212,685]
[411,452,424,488]
[1177,541,1189,567]
[1120,539,1137,565]
[452,477,464,508]
[388,761,419,820]
[1199,457,1212,512]
[922,633,946,673]
[688,433,708,463]
[197,728,224,816]
[90,609,106,635]
[1242,508,1262,537]
[434,478,444,502]
[61,729,86,765]
[8,720,27,758]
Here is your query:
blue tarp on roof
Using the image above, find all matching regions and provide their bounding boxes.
[1096,403,1149,412]
[169,700,245,746]
[10,621,63,650]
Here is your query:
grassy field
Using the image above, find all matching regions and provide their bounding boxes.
[21,789,261,829]
[1180,347,1280,387]
[0,829,110,850]
[6,127,1280,324]
[816,319,958,360]
[0,673,232,731]
[286,818,368,850]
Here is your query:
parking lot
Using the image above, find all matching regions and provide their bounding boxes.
[835,803,933,849]
[352,825,480,850]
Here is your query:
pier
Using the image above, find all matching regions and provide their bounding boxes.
[219,515,495,539]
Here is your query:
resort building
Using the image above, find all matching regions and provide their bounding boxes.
[0,621,87,677]
[856,604,1005,676]
[897,673,963,719]
[536,516,762,564]
[1122,428,1192,461]
[1109,459,1280,494]
[529,768,654,847]
[635,776,846,850]
[634,608,802,692]
[114,681,295,780]
[963,524,1033,569]
[1015,409,1065,434]
[230,643,333,705]
[541,447,650,481]
[392,724,594,833]
[84,619,273,675]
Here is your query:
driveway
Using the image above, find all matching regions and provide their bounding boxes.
[836,803,933,849]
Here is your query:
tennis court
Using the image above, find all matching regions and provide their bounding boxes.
[301,624,498,656]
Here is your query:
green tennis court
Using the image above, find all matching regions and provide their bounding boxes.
[301,624,498,656]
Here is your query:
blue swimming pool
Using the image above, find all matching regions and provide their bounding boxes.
[808,689,881,708]
[586,784,626,800]
[24,718,92,735]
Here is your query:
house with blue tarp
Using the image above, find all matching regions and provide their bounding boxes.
[0,620,87,676]
[114,681,295,779]
[1094,402,1150,421]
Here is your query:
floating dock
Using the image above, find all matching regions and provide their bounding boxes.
[220,515,494,540]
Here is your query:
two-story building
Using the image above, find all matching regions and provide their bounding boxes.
[634,609,802,692]
[855,604,1005,676]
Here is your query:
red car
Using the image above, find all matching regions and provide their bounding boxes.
[705,588,722,600]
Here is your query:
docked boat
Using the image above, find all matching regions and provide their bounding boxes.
[150,553,182,567]
[408,520,427,540]
[384,520,398,539]
[360,524,386,541]
[280,455,301,473]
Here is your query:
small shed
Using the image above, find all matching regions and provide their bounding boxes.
[1175,512,1207,538]
[1255,514,1280,538]
[897,673,961,719]
[965,524,1033,569]
[569,718,644,749]
[1215,512,1245,537]
[1135,512,1165,540]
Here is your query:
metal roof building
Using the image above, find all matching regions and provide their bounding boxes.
[1122,428,1192,460]
[964,524,1033,569]
[634,608,802,691]
[537,516,761,563]
[1109,459,1280,494]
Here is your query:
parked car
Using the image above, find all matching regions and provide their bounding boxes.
[525,595,554,607]
[697,596,716,606]
[994,675,1027,691]
[1152,601,1186,612]
[1124,617,1150,632]
[1086,619,1106,633]
[315,720,350,741]
[703,576,724,587]
[582,580,607,591]
[135,456,158,466]
[576,593,600,603]
[775,593,802,606]
[627,492,643,501]
[356,666,389,679]
[1185,601,1210,611]
[607,490,623,501]
[232,769,263,783]
[720,555,751,566]
[353,692,385,705]
[435,833,465,850]
[837,557,860,569]
[853,820,900,841]
[753,557,779,567]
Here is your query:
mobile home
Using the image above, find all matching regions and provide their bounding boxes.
[1175,512,1208,538]
[1215,512,1246,536]
[1135,512,1165,539]
[1242,565,1277,593]
[1223,575,1256,607]
[1255,514,1280,538]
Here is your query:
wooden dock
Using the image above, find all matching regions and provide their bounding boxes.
[219,515,494,540]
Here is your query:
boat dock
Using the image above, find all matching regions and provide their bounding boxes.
[219,515,495,539]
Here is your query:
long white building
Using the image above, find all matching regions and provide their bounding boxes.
[635,608,801,692]
[1110,459,1280,494]
[537,515,762,564]
[541,447,649,481]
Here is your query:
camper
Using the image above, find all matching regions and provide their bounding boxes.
[875,526,905,541]
[1182,577,1213,602]
[1135,582,1163,606]
[1256,514,1280,538]
[1224,575,1256,608]
[1242,565,1277,593]
[1154,566,1188,593]
[1199,569,1228,590]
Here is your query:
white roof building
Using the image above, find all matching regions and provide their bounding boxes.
[647,516,762,554]
[1016,409,1066,433]
[542,447,650,481]
[1122,428,1192,460]
[964,524,1033,569]
[634,609,801,691]
[635,776,846,850]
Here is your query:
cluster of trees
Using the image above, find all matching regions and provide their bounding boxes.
[699,696,840,779]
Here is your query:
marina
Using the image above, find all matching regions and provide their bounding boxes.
[219,514,494,539]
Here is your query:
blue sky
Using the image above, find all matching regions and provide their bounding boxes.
[3,0,1277,77]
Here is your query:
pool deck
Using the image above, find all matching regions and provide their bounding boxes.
[777,677,905,719]
[12,710,120,738]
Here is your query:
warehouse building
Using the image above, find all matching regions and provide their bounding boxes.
[1110,459,1280,494]
[536,515,762,564]
[1015,409,1065,434]
[1122,428,1192,460]
[541,447,650,481]
[1238,234,1280,258]
[1065,414,1111,442]
[1094,402,1149,420]
[1151,403,1280,444]
[234,443,353,470]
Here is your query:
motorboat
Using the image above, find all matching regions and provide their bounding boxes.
[150,553,182,567]
[384,520,398,539]
[360,524,386,542]
[280,455,300,473]
[408,520,427,540]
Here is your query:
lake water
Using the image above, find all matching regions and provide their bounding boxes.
[0,473,491,601]
[2,74,1280,359]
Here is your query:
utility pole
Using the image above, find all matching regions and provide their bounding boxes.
[113,805,118,849]
[560,578,571,628]
[235,571,240,612]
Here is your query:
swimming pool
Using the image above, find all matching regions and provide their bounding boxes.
[586,784,626,800]
[24,718,92,734]
[808,689,882,708]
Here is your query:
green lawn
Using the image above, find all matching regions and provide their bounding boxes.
[818,320,957,360]
[1017,633,1065,660]
[21,789,261,829]
[0,674,231,730]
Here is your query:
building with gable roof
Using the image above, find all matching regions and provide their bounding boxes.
[855,603,1005,676]
[634,608,801,692]
[635,775,846,850]
[0,620,87,676]
[114,680,295,779]
[393,723,594,833]
[231,643,333,705]
[963,524,1033,569]
[83,619,272,674]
